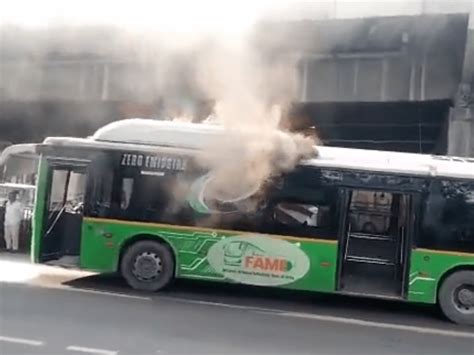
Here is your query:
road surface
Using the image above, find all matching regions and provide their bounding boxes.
[0,253,473,355]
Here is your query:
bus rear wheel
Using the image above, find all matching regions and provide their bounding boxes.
[120,240,174,292]
[438,270,474,326]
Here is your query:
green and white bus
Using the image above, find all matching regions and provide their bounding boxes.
[1,119,473,325]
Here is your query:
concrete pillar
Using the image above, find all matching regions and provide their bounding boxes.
[101,64,110,101]
[448,5,474,157]
[461,2,474,84]
[448,107,473,156]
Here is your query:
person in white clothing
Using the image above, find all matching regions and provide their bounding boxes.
[4,191,23,252]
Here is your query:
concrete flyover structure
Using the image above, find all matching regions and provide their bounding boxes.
[0,0,473,156]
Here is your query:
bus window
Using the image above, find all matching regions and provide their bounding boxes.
[419,180,474,252]
[348,191,409,237]
[260,168,340,239]
[49,170,69,212]
[268,186,340,239]
[273,202,331,229]
[120,178,134,210]
[86,153,113,217]
[111,170,180,223]
[65,171,86,214]
[48,168,85,218]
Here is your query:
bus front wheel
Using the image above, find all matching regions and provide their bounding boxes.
[120,240,175,292]
[438,270,474,325]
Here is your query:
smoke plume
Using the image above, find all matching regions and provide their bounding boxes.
[1,12,321,211]
[191,38,317,209]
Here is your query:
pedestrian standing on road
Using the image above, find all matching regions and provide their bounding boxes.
[4,191,22,252]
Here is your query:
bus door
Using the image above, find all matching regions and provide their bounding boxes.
[338,189,413,298]
[40,161,88,265]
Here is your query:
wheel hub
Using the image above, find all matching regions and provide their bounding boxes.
[133,252,162,281]
[457,287,474,308]
[454,285,474,314]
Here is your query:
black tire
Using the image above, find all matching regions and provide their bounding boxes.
[438,270,474,326]
[120,240,174,292]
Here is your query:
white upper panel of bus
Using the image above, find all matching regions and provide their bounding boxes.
[92,118,223,150]
[39,118,474,180]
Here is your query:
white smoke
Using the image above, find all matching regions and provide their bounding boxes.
[191,38,317,209]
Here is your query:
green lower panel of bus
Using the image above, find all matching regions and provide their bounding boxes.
[80,217,339,293]
[79,218,474,303]
[408,249,474,304]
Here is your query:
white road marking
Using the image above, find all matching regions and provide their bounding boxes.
[60,286,152,301]
[66,345,118,355]
[257,311,474,339]
[159,296,474,340]
[0,335,44,346]
[165,297,474,339]
[158,296,278,312]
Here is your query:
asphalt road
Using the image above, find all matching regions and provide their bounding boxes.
[0,253,473,355]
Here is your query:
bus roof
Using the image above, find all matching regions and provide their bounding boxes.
[15,118,474,181]
[304,147,474,180]
[91,118,242,149]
